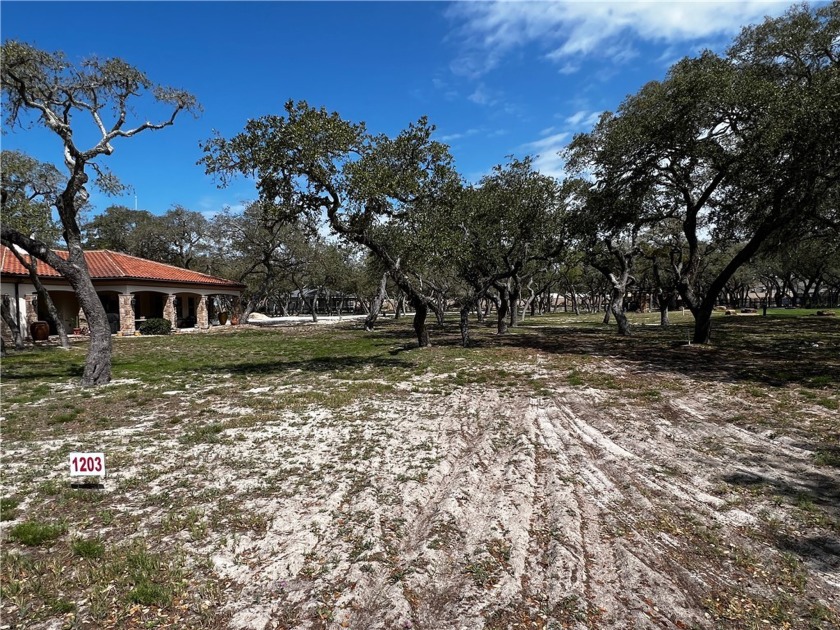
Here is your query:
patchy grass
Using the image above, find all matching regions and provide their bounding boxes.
[8,521,66,546]
[0,497,22,522]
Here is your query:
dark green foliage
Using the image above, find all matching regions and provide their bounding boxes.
[71,537,105,559]
[138,318,171,336]
[9,521,65,546]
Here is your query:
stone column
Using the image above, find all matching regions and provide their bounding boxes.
[197,295,209,330]
[231,296,242,325]
[163,294,178,330]
[119,293,135,335]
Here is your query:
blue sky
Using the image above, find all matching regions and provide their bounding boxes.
[1,1,798,219]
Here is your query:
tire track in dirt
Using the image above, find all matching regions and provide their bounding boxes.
[207,375,837,629]
[534,395,707,629]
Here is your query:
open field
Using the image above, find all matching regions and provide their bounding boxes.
[1,310,839,629]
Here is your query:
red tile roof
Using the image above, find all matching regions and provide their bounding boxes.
[1,245,244,289]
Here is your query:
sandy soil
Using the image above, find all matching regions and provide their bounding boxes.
[2,358,838,629]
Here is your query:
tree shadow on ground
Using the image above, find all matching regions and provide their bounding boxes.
[721,468,840,514]
[721,466,840,571]
[775,535,840,576]
[429,315,840,390]
[205,353,413,377]
[1,362,84,381]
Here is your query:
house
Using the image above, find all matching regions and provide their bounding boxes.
[1,245,245,339]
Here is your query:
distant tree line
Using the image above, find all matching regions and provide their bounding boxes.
[2,2,837,384]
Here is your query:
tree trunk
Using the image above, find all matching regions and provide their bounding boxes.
[434,298,445,325]
[475,300,485,324]
[37,279,71,349]
[509,278,521,327]
[365,272,389,331]
[459,303,471,347]
[603,304,611,325]
[308,295,319,322]
[394,295,404,319]
[412,298,430,347]
[569,285,580,315]
[496,286,510,334]
[1,296,25,351]
[691,305,714,344]
[659,302,671,327]
[610,288,631,336]
[10,251,71,350]
[293,278,318,322]
[242,299,257,322]
[656,289,671,327]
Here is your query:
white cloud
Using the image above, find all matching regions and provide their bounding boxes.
[557,61,581,75]
[447,1,792,77]
[468,83,497,106]
[565,110,602,128]
[438,128,480,142]
[519,132,570,179]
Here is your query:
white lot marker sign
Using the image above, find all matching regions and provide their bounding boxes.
[69,452,106,478]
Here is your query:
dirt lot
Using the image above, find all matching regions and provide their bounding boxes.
[1,316,838,629]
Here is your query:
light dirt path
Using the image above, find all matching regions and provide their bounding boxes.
[206,372,839,629]
[3,360,837,629]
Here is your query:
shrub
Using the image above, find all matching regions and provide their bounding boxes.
[72,537,105,559]
[138,318,172,335]
[128,581,171,606]
[9,520,66,546]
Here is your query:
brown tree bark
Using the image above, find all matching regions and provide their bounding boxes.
[495,284,510,335]
[459,303,471,347]
[412,298,431,347]
[365,271,389,331]
[10,248,70,349]
[1,296,25,350]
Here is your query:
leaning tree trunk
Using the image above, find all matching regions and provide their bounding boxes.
[72,269,112,385]
[607,285,631,336]
[603,304,611,325]
[365,271,389,331]
[58,189,113,385]
[242,299,258,323]
[9,250,71,349]
[1,296,25,351]
[35,276,70,349]
[2,230,111,385]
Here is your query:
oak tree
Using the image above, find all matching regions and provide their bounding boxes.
[1,41,198,384]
